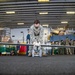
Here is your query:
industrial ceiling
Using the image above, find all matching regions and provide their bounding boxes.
[0,0,75,29]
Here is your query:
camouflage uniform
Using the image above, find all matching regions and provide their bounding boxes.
[70,39,74,54]
[28,24,46,56]
[30,24,43,44]
[65,38,72,55]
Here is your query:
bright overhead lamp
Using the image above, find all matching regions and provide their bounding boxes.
[6,11,15,14]
[66,11,75,14]
[58,28,64,30]
[17,23,24,25]
[38,0,49,2]
[61,21,68,24]
[39,12,48,15]
[42,24,48,27]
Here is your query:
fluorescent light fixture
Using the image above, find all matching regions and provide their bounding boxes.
[17,23,24,25]
[38,0,49,2]
[61,21,68,24]
[66,11,75,14]
[58,28,64,30]
[39,12,48,15]
[6,11,15,14]
[42,24,48,27]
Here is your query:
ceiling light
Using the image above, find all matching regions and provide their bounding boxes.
[38,0,49,2]
[61,21,68,24]
[6,11,15,14]
[17,23,24,25]
[58,28,64,30]
[39,12,48,15]
[42,24,48,27]
[66,11,75,14]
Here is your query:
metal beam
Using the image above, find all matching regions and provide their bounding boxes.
[0,42,75,48]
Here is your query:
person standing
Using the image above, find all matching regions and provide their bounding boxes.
[26,29,30,44]
[70,39,74,54]
[26,29,30,56]
[28,20,46,56]
[65,37,72,55]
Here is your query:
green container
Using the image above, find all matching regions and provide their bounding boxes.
[0,45,6,52]
[6,47,10,52]
[10,45,17,55]
[0,45,6,55]
[54,49,58,54]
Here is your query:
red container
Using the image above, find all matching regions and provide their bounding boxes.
[19,45,27,55]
